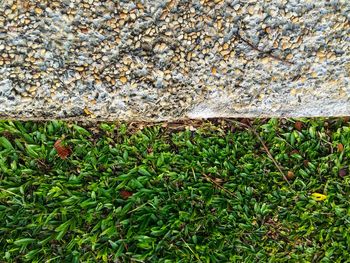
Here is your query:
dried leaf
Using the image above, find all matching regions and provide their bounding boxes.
[54,140,71,159]
[339,168,347,178]
[240,118,251,126]
[287,171,295,180]
[147,147,153,154]
[337,143,344,152]
[294,121,303,131]
[120,190,133,199]
[290,149,299,155]
[213,177,225,184]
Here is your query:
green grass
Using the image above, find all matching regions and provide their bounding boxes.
[0,119,350,262]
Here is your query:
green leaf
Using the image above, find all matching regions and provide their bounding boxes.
[14,238,36,246]
[55,219,73,240]
[25,144,40,158]
[0,136,14,150]
[73,125,91,136]
[138,167,151,177]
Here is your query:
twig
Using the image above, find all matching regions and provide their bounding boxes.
[225,119,290,185]
[202,173,236,196]
[116,224,128,252]
[181,238,202,262]
[235,32,294,65]
[0,188,22,198]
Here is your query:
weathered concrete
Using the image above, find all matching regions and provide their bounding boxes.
[0,0,349,120]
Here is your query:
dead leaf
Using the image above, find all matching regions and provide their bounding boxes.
[54,140,71,159]
[290,149,299,155]
[337,143,344,152]
[120,190,133,199]
[287,171,295,180]
[213,177,225,184]
[339,168,347,178]
[294,121,303,131]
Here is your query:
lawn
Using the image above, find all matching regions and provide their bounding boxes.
[0,119,349,262]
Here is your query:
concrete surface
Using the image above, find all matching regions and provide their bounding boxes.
[0,0,349,121]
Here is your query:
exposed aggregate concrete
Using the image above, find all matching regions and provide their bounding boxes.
[0,0,349,120]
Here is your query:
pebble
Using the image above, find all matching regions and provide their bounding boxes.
[120,76,127,84]
[130,13,136,20]
[247,6,255,15]
[286,54,293,60]
[34,8,43,15]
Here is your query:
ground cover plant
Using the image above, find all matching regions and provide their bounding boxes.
[0,118,350,262]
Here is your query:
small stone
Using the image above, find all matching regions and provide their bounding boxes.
[28,86,37,93]
[270,9,278,17]
[120,13,127,20]
[282,42,291,50]
[130,13,136,20]
[317,51,326,58]
[186,52,192,61]
[35,7,43,15]
[155,43,167,53]
[286,54,293,60]
[290,89,297,95]
[248,6,255,15]
[220,50,230,56]
[76,67,85,72]
[80,28,89,33]
[211,67,217,74]
[120,76,127,84]
[261,57,270,64]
